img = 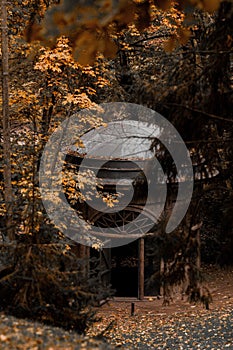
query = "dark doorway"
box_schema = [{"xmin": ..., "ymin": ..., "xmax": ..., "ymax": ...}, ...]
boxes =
[
  {"xmin": 144, "ymin": 236, "xmax": 160, "ymax": 296},
  {"xmin": 111, "ymin": 240, "xmax": 138, "ymax": 297}
]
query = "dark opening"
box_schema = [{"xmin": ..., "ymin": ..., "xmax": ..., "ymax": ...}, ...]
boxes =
[
  {"xmin": 111, "ymin": 240, "xmax": 138, "ymax": 297},
  {"xmin": 144, "ymin": 236, "xmax": 161, "ymax": 296}
]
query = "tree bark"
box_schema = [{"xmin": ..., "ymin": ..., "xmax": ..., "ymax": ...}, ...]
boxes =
[{"xmin": 1, "ymin": 0, "xmax": 15, "ymax": 241}]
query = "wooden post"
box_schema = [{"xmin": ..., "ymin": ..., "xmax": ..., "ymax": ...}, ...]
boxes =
[
  {"xmin": 100, "ymin": 248, "xmax": 111, "ymax": 286},
  {"xmin": 138, "ymin": 238, "xmax": 144, "ymax": 300},
  {"xmin": 131, "ymin": 302, "xmax": 135, "ymax": 316}
]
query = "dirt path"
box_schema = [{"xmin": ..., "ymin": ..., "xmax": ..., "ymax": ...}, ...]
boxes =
[
  {"xmin": 88, "ymin": 265, "xmax": 233, "ymax": 349},
  {"xmin": 96, "ymin": 265, "xmax": 233, "ymax": 317}
]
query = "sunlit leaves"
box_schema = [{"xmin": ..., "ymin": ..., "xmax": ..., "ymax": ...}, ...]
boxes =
[
  {"xmin": 155, "ymin": 0, "xmax": 222, "ymax": 13},
  {"xmin": 22, "ymin": 0, "xmax": 223, "ymax": 64},
  {"xmin": 34, "ymin": 36, "xmax": 78, "ymax": 72},
  {"xmin": 102, "ymin": 193, "xmax": 120, "ymax": 207},
  {"xmin": 62, "ymin": 92, "xmax": 98, "ymax": 109},
  {"xmin": 7, "ymin": 0, "xmax": 57, "ymax": 37},
  {"xmin": 10, "ymin": 89, "xmax": 39, "ymax": 113},
  {"xmin": 1, "ymin": 16, "xmax": 112, "ymax": 238},
  {"xmin": 23, "ymin": 0, "xmax": 153, "ymax": 63}
]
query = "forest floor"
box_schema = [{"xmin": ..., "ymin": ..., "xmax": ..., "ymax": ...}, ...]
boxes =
[
  {"xmin": 88, "ymin": 265, "xmax": 233, "ymax": 349},
  {"xmin": 0, "ymin": 265, "xmax": 232, "ymax": 349}
]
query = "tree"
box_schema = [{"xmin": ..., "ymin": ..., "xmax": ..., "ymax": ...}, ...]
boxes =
[
  {"xmin": 0, "ymin": 0, "xmax": 114, "ymax": 331},
  {"xmin": 1, "ymin": 0, "xmax": 15, "ymax": 241}
]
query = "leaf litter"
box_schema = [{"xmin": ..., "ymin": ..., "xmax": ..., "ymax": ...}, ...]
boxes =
[{"xmin": 0, "ymin": 266, "xmax": 232, "ymax": 349}]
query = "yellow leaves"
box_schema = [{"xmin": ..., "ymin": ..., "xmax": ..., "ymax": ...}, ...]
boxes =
[
  {"xmin": 22, "ymin": 0, "xmax": 223, "ymax": 63},
  {"xmin": 62, "ymin": 93, "xmax": 78, "ymax": 105},
  {"xmin": 20, "ymin": 187, "xmax": 30, "ymax": 195},
  {"xmin": 23, "ymin": 0, "xmax": 151, "ymax": 63},
  {"xmin": 82, "ymin": 66, "xmax": 96, "ymax": 77},
  {"xmin": 0, "ymin": 203, "xmax": 6, "ymax": 216},
  {"xmin": 34, "ymin": 37, "xmax": 79, "ymax": 72},
  {"xmin": 79, "ymin": 112, "xmax": 107, "ymax": 129},
  {"xmin": 34, "ymin": 49, "xmax": 60, "ymax": 73},
  {"xmin": 156, "ymin": 0, "xmax": 221, "ymax": 14},
  {"xmin": 10, "ymin": 89, "xmax": 38, "ymax": 108},
  {"xmin": 73, "ymin": 139, "xmax": 85, "ymax": 149},
  {"xmin": 150, "ymin": 4, "xmax": 184, "ymax": 33},
  {"xmin": 62, "ymin": 92, "xmax": 96, "ymax": 109},
  {"xmin": 22, "ymin": 0, "xmax": 31, "ymax": 5},
  {"xmin": 92, "ymin": 242, "xmax": 103, "ymax": 250},
  {"xmin": 95, "ymin": 76, "xmax": 110, "ymax": 88},
  {"xmin": 15, "ymin": 90, "xmax": 27, "ymax": 99},
  {"xmin": 85, "ymin": 87, "xmax": 97, "ymax": 95},
  {"xmin": 56, "ymin": 36, "xmax": 69, "ymax": 48},
  {"xmin": 51, "ymin": 65, "xmax": 62, "ymax": 73},
  {"xmin": 102, "ymin": 193, "xmax": 119, "ymax": 208},
  {"xmin": 91, "ymin": 240, "xmax": 104, "ymax": 250}
]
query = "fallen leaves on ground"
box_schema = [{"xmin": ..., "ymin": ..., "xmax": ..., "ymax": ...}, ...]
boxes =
[
  {"xmin": 88, "ymin": 267, "xmax": 233, "ymax": 349},
  {"xmin": 88, "ymin": 303, "xmax": 233, "ymax": 349},
  {"xmin": 0, "ymin": 266, "xmax": 232, "ymax": 349},
  {"xmin": 0, "ymin": 313, "xmax": 114, "ymax": 350}
]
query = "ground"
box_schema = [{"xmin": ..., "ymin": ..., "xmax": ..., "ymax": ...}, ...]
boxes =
[
  {"xmin": 88, "ymin": 265, "xmax": 233, "ymax": 349},
  {"xmin": 0, "ymin": 265, "xmax": 232, "ymax": 349}
]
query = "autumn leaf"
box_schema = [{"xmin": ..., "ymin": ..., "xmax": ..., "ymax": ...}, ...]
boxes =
[
  {"xmin": 179, "ymin": 27, "xmax": 191, "ymax": 45},
  {"xmin": 154, "ymin": 0, "xmax": 173, "ymax": 10},
  {"xmin": 164, "ymin": 35, "xmax": 178, "ymax": 52},
  {"xmin": 202, "ymin": 0, "xmax": 221, "ymax": 12},
  {"xmin": 73, "ymin": 31, "xmax": 98, "ymax": 65}
]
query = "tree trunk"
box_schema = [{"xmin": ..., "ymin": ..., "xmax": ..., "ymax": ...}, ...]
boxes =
[{"xmin": 1, "ymin": 0, "xmax": 15, "ymax": 241}]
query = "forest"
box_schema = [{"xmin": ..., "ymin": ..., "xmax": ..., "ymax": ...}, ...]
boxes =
[{"xmin": 0, "ymin": 0, "xmax": 232, "ymax": 348}]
